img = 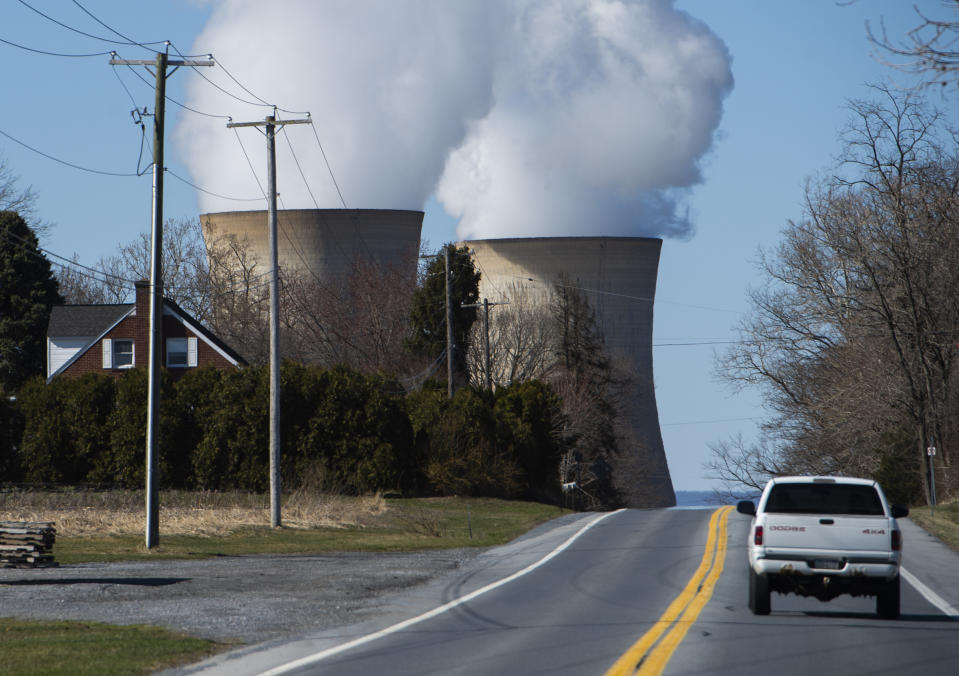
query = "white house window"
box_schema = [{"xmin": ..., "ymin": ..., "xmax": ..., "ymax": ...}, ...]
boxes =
[
  {"xmin": 103, "ymin": 338, "xmax": 134, "ymax": 369},
  {"xmin": 167, "ymin": 337, "xmax": 198, "ymax": 368}
]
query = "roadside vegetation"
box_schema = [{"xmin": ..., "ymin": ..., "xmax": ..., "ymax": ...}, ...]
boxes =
[
  {"xmin": 907, "ymin": 502, "xmax": 959, "ymax": 552},
  {"xmin": 0, "ymin": 488, "xmax": 568, "ymax": 563},
  {"xmin": 0, "ymin": 490, "xmax": 567, "ymax": 675},
  {"xmin": 708, "ymin": 86, "xmax": 959, "ymax": 508},
  {"xmin": 0, "ymin": 618, "xmax": 222, "ymax": 676}
]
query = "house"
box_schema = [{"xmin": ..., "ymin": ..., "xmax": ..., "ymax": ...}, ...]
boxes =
[{"xmin": 47, "ymin": 280, "xmax": 245, "ymax": 381}]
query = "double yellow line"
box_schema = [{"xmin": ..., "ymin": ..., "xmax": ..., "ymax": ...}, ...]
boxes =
[{"xmin": 605, "ymin": 506, "xmax": 733, "ymax": 676}]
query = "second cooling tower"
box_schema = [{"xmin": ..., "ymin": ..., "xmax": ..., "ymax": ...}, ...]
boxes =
[
  {"xmin": 463, "ymin": 236, "xmax": 675, "ymax": 508},
  {"xmin": 200, "ymin": 209, "xmax": 424, "ymax": 283}
]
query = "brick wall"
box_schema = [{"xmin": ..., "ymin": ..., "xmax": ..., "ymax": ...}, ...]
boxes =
[{"xmin": 58, "ymin": 282, "xmax": 239, "ymax": 380}]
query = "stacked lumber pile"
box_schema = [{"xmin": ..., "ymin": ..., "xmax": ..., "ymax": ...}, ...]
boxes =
[{"xmin": 0, "ymin": 521, "xmax": 57, "ymax": 568}]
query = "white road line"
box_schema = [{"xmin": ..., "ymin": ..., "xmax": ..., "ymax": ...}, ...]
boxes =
[
  {"xmin": 902, "ymin": 567, "xmax": 959, "ymax": 619},
  {"xmin": 258, "ymin": 509, "xmax": 625, "ymax": 676}
]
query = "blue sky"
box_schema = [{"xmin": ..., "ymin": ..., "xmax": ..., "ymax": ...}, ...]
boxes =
[{"xmin": 2, "ymin": 1, "xmax": 957, "ymax": 491}]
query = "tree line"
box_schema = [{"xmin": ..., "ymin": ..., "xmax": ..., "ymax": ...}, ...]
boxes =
[
  {"xmin": 1, "ymin": 197, "xmax": 635, "ymax": 507},
  {"xmin": 708, "ymin": 87, "xmax": 959, "ymax": 506},
  {"xmin": 2, "ymin": 364, "xmax": 567, "ymax": 502}
]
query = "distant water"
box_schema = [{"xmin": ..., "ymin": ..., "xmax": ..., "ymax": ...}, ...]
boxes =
[{"xmin": 674, "ymin": 490, "xmax": 730, "ymax": 508}]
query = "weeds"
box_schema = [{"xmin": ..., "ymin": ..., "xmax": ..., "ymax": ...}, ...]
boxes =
[{"xmin": 0, "ymin": 487, "xmax": 386, "ymax": 537}]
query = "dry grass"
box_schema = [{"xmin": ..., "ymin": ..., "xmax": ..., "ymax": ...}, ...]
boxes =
[
  {"xmin": 909, "ymin": 501, "xmax": 959, "ymax": 552},
  {"xmin": 0, "ymin": 488, "xmax": 387, "ymax": 537}
]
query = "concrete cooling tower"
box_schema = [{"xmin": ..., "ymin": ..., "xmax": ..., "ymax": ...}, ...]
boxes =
[
  {"xmin": 462, "ymin": 237, "xmax": 675, "ymax": 508},
  {"xmin": 200, "ymin": 209, "xmax": 424, "ymax": 284}
]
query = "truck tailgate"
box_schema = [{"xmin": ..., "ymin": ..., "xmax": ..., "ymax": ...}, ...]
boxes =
[{"xmin": 763, "ymin": 514, "xmax": 892, "ymax": 554}]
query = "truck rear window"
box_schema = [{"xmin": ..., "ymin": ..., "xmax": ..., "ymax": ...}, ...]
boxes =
[{"xmin": 764, "ymin": 483, "xmax": 884, "ymax": 516}]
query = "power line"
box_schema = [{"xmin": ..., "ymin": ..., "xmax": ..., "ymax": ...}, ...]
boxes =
[
  {"xmin": 165, "ymin": 168, "xmax": 263, "ymax": 202},
  {"xmin": 216, "ymin": 59, "xmax": 309, "ymax": 116},
  {"xmin": 0, "ymin": 126, "xmax": 142, "ymax": 177},
  {"xmin": 283, "ymin": 126, "xmax": 322, "ymax": 210},
  {"xmin": 114, "ymin": 58, "xmax": 233, "ymax": 120},
  {"xmin": 169, "ymin": 43, "xmax": 269, "ymax": 109},
  {"xmin": 0, "ymin": 227, "xmax": 136, "ymax": 287},
  {"xmin": 660, "ymin": 416, "xmax": 761, "ymax": 427},
  {"xmin": 17, "ymin": 0, "xmax": 165, "ymax": 49},
  {"xmin": 0, "ymin": 35, "xmax": 114, "ymax": 58},
  {"xmin": 309, "ymin": 122, "xmax": 349, "ymax": 210},
  {"xmin": 232, "ymin": 128, "xmax": 267, "ymax": 197},
  {"xmin": 70, "ymin": 0, "xmax": 160, "ymax": 53}
]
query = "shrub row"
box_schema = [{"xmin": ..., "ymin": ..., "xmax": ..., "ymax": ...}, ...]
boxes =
[{"xmin": 4, "ymin": 365, "xmax": 564, "ymax": 501}]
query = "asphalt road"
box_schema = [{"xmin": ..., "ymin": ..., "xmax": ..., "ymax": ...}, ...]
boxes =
[
  {"xmin": 2, "ymin": 509, "xmax": 956, "ymax": 675},
  {"xmin": 178, "ymin": 509, "xmax": 959, "ymax": 676}
]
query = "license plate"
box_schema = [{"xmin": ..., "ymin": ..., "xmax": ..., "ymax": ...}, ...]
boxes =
[{"xmin": 812, "ymin": 559, "xmax": 842, "ymax": 570}]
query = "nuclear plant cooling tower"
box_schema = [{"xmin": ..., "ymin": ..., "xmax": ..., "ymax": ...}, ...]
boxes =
[
  {"xmin": 463, "ymin": 237, "xmax": 675, "ymax": 508},
  {"xmin": 200, "ymin": 209, "xmax": 424, "ymax": 284}
]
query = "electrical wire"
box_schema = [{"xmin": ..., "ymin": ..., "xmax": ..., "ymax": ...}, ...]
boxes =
[
  {"xmin": 169, "ymin": 43, "xmax": 270, "ymax": 109},
  {"xmin": 165, "ymin": 168, "xmax": 264, "ymax": 202},
  {"xmin": 17, "ymin": 0, "xmax": 166, "ymax": 49},
  {"xmin": 0, "ymin": 127, "xmax": 142, "ymax": 178},
  {"xmin": 0, "ymin": 35, "xmax": 114, "ymax": 57},
  {"xmin": 231, "ymin": 128, "xmax": 267, "ymax": 198},
  {"xmin": 0, "ymin": 227, "xmax": 136, "ymax": 287},
  {"xmin": 309, "ymin": 123, "xmax": 349, "ymax": 210},
  {"xmin": 116, "ymin": 61, "xmax": 233, "ymax": 120},
  {"xmin": 108, "ymin": 67, "xmax": 154, "ymax": 177},
  {"xmin": 217, "ymin": 59, "xmax": 309, "ymax": 116},
  {"xmin": 660, "ymin": 416, "xmax": 761, "ymax": 427},
  {"xmin": 70, "ymin": 0, "xmax": 161, "ymax": 53},
  {"xmin": 282, "ymin": 127, "xmax": 322, "ymax": 211}
]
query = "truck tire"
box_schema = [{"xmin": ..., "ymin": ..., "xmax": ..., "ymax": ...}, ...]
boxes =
[
  {"xmin": 876, "ymin": 574, "xmax": 900, "ymax": 619},
  {"xmin": 749, "ymin": 568, "xmax": 770, "ymax": 615}
]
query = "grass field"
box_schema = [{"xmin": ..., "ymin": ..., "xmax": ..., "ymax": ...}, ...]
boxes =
[{"xmin": 0, "ymin": 489, "xmax": 567, "ymax": 675}]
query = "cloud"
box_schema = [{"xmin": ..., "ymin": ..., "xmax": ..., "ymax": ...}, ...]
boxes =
[{"xmin": 177, "ymin": 0, "xmax": 732, "ymax": 240}]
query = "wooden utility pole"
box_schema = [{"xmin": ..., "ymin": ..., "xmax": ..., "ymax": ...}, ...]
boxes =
[
  {"xmin": 227, "ymin": 114, "xmax": 311, "ymax": 528},
  {"xmin": 110, "ymin": 50, "xmax": 213, "ymax": 549},
  {"xmin": 445, "ymin": 247, "xmax": 454, "ymax": 399},
  {"xmin": 461, "ymin": 298, "xmax": 508, "ymax": 391}
]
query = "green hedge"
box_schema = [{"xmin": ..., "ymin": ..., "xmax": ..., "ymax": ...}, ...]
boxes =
[{"xmin": 10, "ymin": 366, "xmax": 565, "ymax": 501}]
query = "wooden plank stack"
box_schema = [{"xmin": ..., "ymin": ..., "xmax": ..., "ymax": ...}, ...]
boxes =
[{"xmin": 0, "ymin": 521, "xmax": 57, "ymax": 568}]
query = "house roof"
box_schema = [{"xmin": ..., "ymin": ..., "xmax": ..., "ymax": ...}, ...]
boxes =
[
  {"xmin": 46, "ymin": 297, "xmax": 247, "ymax": 381},
  {"xmin": 47, "ymin": 304, "xmax": 133, "ymax": 337},
  {"xmin": 164, "ymin": 298, "xmax": 247, "ymax": 366}
]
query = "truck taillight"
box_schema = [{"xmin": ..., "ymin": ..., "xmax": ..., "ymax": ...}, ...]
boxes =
[
  {"xmin": 891, "ymin": 529, "xmax": 901, "ymax": 551},
  {"xmin": 754, "ymin": 525, "xmax": 763, "ymax": 546}
]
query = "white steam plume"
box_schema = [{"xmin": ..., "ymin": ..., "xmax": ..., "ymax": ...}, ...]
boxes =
[{"xmin": 177, "ymin": 0, "xmax": 732, "ymax": 240}]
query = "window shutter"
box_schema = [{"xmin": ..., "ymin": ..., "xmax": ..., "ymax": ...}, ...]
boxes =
[
  {"xmin": 102, "ymin": 339, "xmax": 112, "ymax": 368},
  {"xmin": 187, "ymin": 337, "xmax": 198, "ymax": 367}
]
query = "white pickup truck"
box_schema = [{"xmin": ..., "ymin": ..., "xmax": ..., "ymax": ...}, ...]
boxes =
[{"xmin": 736, "ymin": 476, "xmax": 909, "ymax": 619}]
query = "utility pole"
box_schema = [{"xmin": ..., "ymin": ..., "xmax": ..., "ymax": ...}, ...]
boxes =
[
  {"xmin": 110, "ymin": 49, "xmax": 213, "ymax": 549},
  {"xmin": 462, "ymin": 298, "xmax": 508, "ymax": 390},
  {"xmin": 228, "ymin": 114, "xmax": 311, "ymax": 528},
  {"xmin": 445, "ymin": 247, "xmax": 454, "ymax": 399}
]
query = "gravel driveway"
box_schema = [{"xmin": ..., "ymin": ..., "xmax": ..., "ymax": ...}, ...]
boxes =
[
  {"xmin": 0, "ymin": 512, "xmax": 594, "ymax": 650},
  {"xmin": 0, "ymin": 548, "xmax": 481, "ymax": 644}
]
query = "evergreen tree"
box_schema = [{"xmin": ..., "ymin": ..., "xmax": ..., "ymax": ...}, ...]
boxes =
[
  {"xmin": 407, "ymin": 243, "xmax": 480, "ymax": 387},
  {"xmin": 0, "ymin": 211, "xmax": 62, "ymax": 395}
]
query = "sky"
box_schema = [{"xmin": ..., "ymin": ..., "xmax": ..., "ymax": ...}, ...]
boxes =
[{"xmin": 2, "ymin": 1, "xmax": 958, "ymax": 492}]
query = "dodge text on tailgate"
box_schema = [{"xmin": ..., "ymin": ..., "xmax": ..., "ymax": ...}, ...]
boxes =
[{"xmin": 736, "ymin": 476, "xmax": 909, "ymax": 618}]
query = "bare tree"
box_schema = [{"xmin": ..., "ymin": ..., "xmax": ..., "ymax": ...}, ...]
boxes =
[
  {"xmin": 0, "ymin": 156, "xmax": 37, "ymax": 218},
  {"xmin": 55, "ymin": 217, "xmax": 271, "ymax": 364},
  {"xmin": 57, "ymin": 217, "xmax": 212, "ymax": 308},
  {"xmin": 869, "ymin": 1, "xmax": 959, "ymax": 89},
  {"xmin": 465, "ymin": 287, "xmax": 556, "ymax": 389},
  {"xmin": 713, "ymin": 86, "xmax": 959, "ymax": 502},
  {"xmin": 282, "ymin": 248, "xmax": 420, "ymax": 375},
  {"xmin": 202, "ymin": 227, "xmax": 270, "ymax": 365}
]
